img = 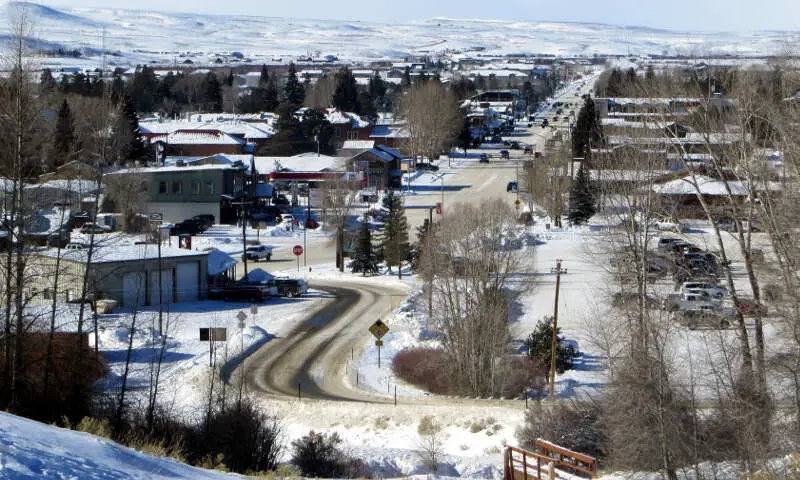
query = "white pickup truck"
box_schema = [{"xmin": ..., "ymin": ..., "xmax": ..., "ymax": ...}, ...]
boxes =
[
  {"xmin": 663, "ymin": 290, "xmax": 720, "ymax": 312},
  {"xmin": 243, "ymin": 245, "xmax": 273, "ymax": 262}
]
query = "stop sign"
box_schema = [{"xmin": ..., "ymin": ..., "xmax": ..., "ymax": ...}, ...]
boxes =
[{"xmin": 293, "ymin": 245, "xmax": 304, "ymax": 256}]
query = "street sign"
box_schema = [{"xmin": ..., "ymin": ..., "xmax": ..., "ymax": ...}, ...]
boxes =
[
  {"xmin": 237, "ymin": 310, "xmax": 247, "ymax": 322},
  {"xmin": 149, "ymin": 213, "xmax": 163, "ymax": 222},
  {"xmin": 375, "ymin": 340, "xmax": 384, "ymax": 347},
  {"xmin": 514, "ymin": 199, "xmax": 521, "ymax": 206},
  {"xmin": 199, "ymin": 327, "xmax": 227, "ymax": 341},
  {"xmin": 293, "ymin": 245, "xmax": 304, "ymax": 256},
  {"xmin": 435, "ymin": 202, "xmax": 442, "ymax": 215},
  {"xmin": 250, "ymin": 304, "xmax": 258, "ymax": 315},
  {"xmin": 369, "ymin": 319, "xmax": 389, "ymax": 339}
]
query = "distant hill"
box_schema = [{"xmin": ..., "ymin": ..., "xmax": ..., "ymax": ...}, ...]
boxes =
[{"xmin": 0, "ymin": 2, "xmax": 795, "ymax": 67}]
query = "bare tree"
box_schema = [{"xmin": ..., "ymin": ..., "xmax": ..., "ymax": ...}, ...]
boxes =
[{"xmin": 398, "ymin": 80, "xmax": 462, "ymax": 162}]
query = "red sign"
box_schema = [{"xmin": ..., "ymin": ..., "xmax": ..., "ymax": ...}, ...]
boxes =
[
  {"xmin": 435, "ymin": 202, "xmax": 442, "ymax": 215},
  {"xmin": 293, "ymin": 245, "xmax": 304, "ymax": 256}
]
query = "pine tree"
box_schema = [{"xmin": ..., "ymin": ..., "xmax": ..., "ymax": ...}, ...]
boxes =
[
  {"xmin": 39, "ymin": 68, "xmax": 56, "ymax": 95},
  {"xmin": 112, "ymin": 95, "xmax": 150, "ymax": 164},
  {"xmin": 567, "ymin": 163, "xmax": 596, "ymax": 226},
  {"xmin": 380, "ymin": 189, "xmax": 410, "ymax": 278},
  {"xmin": 456, "ymin": 118, "xmax": 474, "ymax": 155},
  {"xmin": 402, "ymin": 66, "xmax": 411, "ymax": 88},
  {"xmin": 332, "ymin": 66, "xmax": 360, "ymax": 113},
  {"xmin": 52, "ymin": 99, "xmax": 75, "ymax": 171},
  {"xmin": 284, "ymin": 62, "xmax": 305, "ymax": 110},
  {"xmin": 571, "ymin": 95, "xmax": 602, "ymax": 160},
  {"xmin": 524, "ymin": 316, "xmax": 575, "ymax": 374},
  {"xmin": 350, "ymin": 218, "xmax": 380, "ymax": 276},
  {"xmin": 203, "ymin": 72, "xmax": 222, "ymax": 112},
  {"xmin": 258, "ymin": 64, "xmax": 270, "ymax": 86}
]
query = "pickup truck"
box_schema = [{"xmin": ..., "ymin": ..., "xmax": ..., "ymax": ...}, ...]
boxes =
[
  {"xmin": 663, "ymin": 290, "xmax": 720, "ymax": 312},
  {"xmin": 243, "ymin": 245, "xmax": 273, "ymax": 262},
  {"xmin": 221, "ymin": 281, "xmax": 278, "ymax": 303},
  {"xmin": 267, "ymin": 277, "xmax": 309, "ymax": 297}
]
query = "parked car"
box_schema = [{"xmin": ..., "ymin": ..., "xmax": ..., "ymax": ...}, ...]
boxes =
[
  {"xmin": 656, "ymin": 237, "xmax": 683, "ymax": 253},
  {"xmin": 305, "ymin": 218, "xmax": 320, "ymax": 229},
  {"xmin": 190, "ymin": 214, "xmax": 215, "ymax": 228},
  {"xmin": 734, "ymin": 297, "xmax": 768, "ymax": 316},
  {"xmin": 680, "ymin": 281, "xmax": 728, "ymax": 298},
  {"xmin": 221, "ymin": 281, "xmax": 276, "ymax": 302},
  {"xmin": 169, "ymin": 221, "xmax": 203, "ymax": 236},
  {"xmin": 267, "ymin": 277, "xmax": 309, "ymax": 297},
  {"xmin": 479, "ymin": 153, "xmax": 489, "ymax": 163},
  {"xmin": 664, "ymin": 290, "xmax": 719, "ymax": 312},
  {"xmin": 80, "ymin": 223, "xmax": 112, "ymax": 234},
  {"xmin": 541, "ymin": 119, "xmax": 549, "ymax": 127},
  {"xmin": 243, "ymin": 245, "xmax": 273, "ymax": 262},
  {"xmin": 416, "ymin": 162, "xmax": 439, "ymax": 171},
  {"xmin": 674, "ymin": 307, "xmax": 732, "ymax": 329},
  {"xmin": 65, "ymin": 242, "xmax": 88, "ymax": 250},
  {"xmin": 509, "ymin": 141, "xmax": 521, "ymax": 150}
]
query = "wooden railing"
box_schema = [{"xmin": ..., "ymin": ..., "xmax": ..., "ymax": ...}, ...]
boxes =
[{"xmin": 504, "ymin": 440, "xmax": 597, "ymax": 480}]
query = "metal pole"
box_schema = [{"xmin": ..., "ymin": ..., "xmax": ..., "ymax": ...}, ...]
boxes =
[
  {"xmin": 304, "ymin": 188, "xmax": 309, "ymax": 267},
  {"xmin": 549, "ymin": 259, "xmax": 563, "ymax": 399},
  {"xmin": 440, "ymin": 177, "xmax": 444, "ymax": 216},
  {"xmin": 241, "ymin": 204, "xmax": 248, "ymax": 279},
  {"xmin": 378, "ymin": 344, "xmax": 381, "ymax": 369}
]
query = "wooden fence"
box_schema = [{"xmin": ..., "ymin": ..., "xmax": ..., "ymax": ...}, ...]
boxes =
[{"xmin": 504, "ymin": 439, "xmax": 597, "ymax": 480}]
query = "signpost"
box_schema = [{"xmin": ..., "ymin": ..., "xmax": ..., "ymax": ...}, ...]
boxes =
[
  {"xmin": 369, "ymin": 320, "xmax": 390, "ymax": 368},
  {"xmin": 293, "ymin": 244, "xmax": 303, "ymax": 272}
]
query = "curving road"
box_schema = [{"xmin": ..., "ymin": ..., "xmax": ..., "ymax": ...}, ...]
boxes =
[{"xmin": 245, "ymin": 279, "xmax": 408, "ymax": 403}]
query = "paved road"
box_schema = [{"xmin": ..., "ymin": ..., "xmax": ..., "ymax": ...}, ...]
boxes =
[{"xmin": 245, "ymin": 279, "xmax": 408, "ymax": 402}]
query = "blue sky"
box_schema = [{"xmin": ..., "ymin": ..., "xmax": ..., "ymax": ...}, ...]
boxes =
[{"xmin": 43, "ymin": 0, "xmax": 800, "ymax": 32}]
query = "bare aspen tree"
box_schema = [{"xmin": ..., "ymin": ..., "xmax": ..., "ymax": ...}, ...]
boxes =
[
  {"xmin": 398, "ymin": 80, "xmax": 462, "ymax": 162},
  {"xmin": 421, "ymin": 198, "xmax": 533, "ymax": 396}
]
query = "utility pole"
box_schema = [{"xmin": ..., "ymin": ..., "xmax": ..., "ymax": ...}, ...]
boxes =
[
  {"xmin": 232, "ymin": 201, "xmax": 251, "ymax": 278},
  {"xmin": 549, "ymin": 259, "xmax": 565, "ymax": 400}
]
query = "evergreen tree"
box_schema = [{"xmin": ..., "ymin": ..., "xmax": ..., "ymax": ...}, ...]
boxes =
[
  {"xmin": 332, "ymin": 66, "xmax": 360, "ymax": 113},
  {"xmin": 380, "ymin": 189, "xmax": 410, "ymax": 278},
  {"xmin": 39, "ymin": 68, "xmax": 56, "ymax": 95},
  {"xmin": 350, "ymin": 217, "xmax": 380, "ymax": 276},
  {"xmin": 52, "ymin": 99, "xmax": 75, "ymax": 170},
  {"xmin": 402, "ymin": 66, "xmax": 411, "ymax": 88},
  {"xmin": 456, "ymin": 117, "xmax": 475, "ymax": 155},
  {"xmin": 258, "ymin": 64, "xmax": 270, "ymax": 86},
  {"xmin": 571, "ymin": 95, "xmax": 602, "ymax": 159},
  {"xmin": 263, "ymin": 75, "xmax": 280, "ymax": 111},
  {"xmin": 203, "ymin": 71, "xmax": 222, "ymax": 112},
  {"xmin": 283, "ymin": 62, "xmax": 305, "ymax": 110},
  {"xmin": 411, "ymin": 218, "xmax": 432, "ymax": 271},
  {"xmin": 567, "ymin": 163, "xmax": 596, "ymax": 226},
  {"xmin": 524, "ymin": 316, "xmax": 576, "ymax": 374},
  {"xmin": 368, "ymin": 70, "xmax": 387, "ymax": 108},
  {"xmin": 112, "ymin": 95, "xmax": 150, "ymax": 164},
  {"xmin": 129, "ymin": 65, "xmax": 158, "ymax": 112}
]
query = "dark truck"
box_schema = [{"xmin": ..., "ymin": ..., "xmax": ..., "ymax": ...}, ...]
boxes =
[{"xmin": 267, "ymin": 277, "xmax": 309, "ymax": 297}]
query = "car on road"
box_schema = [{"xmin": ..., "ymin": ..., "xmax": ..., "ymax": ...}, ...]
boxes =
[
  {"xmin": 80, "ymin": 223, "xmax": 112, "ymax": 234},
  {"xmin": 267, "ymin": 277, "xmax": 309, "ymax": 297},
  {"xmin": 507, "ymin": 181, "xmax": 518, "ymax": 193},
  {"xmin": 416, "ymin": 162, "xmax": 439, "ymax": 171},
  {"xmin": 541, "ymin": 119, "xmax": 549, "ymax": 127},
  {"xmin": 221, "ymin": 281, "xmax": 276, "ymax": 303},
  {"xmin": 243, "ymin": 245, "xmax": 273, "ymax": 262},
  {"xmin": 500, "ymin": 149, "xmax": 510, "ymax": 159},
  {"xmin": 65, "ymin": 242, "xmax": 88, "ymax": 250},
  {"xmin": 479, "ymin": 153, "xmax": 490, "ymax": 163},
  {"xmin": 190, "ymin": 214, "xmax": 215, "ymax": 229},
  {"xmin": 523, "ymin": 145, "xmax": 534, "ymax": 155}
]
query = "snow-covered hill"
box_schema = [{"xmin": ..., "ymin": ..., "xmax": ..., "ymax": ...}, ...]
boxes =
[
  {"xmin": 0, "ymin": 2, "xmax": 796, "ymax": 68},
  {"xmin": 0, "ymin": 411, "xmax": 239, "ymax": 479}
]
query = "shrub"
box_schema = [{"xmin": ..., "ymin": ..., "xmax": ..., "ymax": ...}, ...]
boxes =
[
  {"xmin": 392, "ymin": 348, "xmax": 453, "ymax": 394},
  {"xmin": 290, "ymin": 430, "xmax": 368, "ymax": 478},
  {"xmin": 516, "ymin": 400, "xmax": 605, "ymax": 459},
  {"xmin": 524, "ymin": 316, "xmax": 576, "ymax": 374}
]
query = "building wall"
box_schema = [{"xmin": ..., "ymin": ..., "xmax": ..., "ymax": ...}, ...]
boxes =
[{"xmin": 30, "ymin": 254, "xmax": 208, "ymax": 307}]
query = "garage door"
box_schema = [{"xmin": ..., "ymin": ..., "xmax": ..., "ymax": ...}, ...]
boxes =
[
  {"xmin": 149, "ymin": 270, "xmax": 174, "ymax": 306},
  {"xmin": 122, "ymin": 272, "xmax": 146, "ymax": 308},
  {"xmin": 175, "ymin": 262, "xmax": 199, "ymax": 302}
]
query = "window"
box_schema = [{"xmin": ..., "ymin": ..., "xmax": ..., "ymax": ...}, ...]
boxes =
[
  {"xmin": 347, "ymin": 130, "xmax": 359, "ymax": 140},
  {"xmin": 191, "ymin": 181, "xmax": 201, "ymax": 195},
  {"xmin": 333, "ymin": 127, "xmax": 342, "ymax": 137},
  {"xmin": 158, "ymin": 181, "xmax": 167, "ymax": 194},
  {"xmin": 206, "ymin": 181, "xmax": 214, "ymax": 195},
  {"xmin": 171, "ymin": 181, "xmax": 182, "ymax": 194}
]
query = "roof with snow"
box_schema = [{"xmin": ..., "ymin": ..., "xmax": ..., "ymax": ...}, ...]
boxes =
[
  {"xmin": 653, "ymin": 175, "xmax": 749, "ymax": 196},
  {"xmin": 296, "ymin": 108, "xmax": 371, "ymax": 128},
  {"xmin": 39, "ymin": 244, "xmax": 209, "ymax": 264},
  {"xmin": 370, "ymin": 124, "xmax": 408, "ymax": 139},
  {"xmin": 341, "ymin": 140, "xmax": 375, "ymax": 150},
  {"xmin": 251, "ymin": 154, "xmax": 346, "ymax": 174},
  {"xmin": 149, "ymin": 129, "xmax": 245, "ymax": 146},
  {"xmin": 207, "ymin": 249, "xmax": 237, "ymax": 276}
]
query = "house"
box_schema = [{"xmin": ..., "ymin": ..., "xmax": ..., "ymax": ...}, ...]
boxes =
[
  {"xmin": 297, "ymin": 108, "xmax": 372, "ymax": 149},
  {"xmin": 652, "ymin": 173, "xmax": 750, "ymax": 218},
  {"xmin": 348, "ymin": 145, "xmax": 405, "ymax": 189},
  {"xmin": 148, "ymin": 129, "xmax": 246, "ymax": 157},
  {"xmin": 105, "ymin": 156, "xmax": 248, "ymax": 224},
  {"xmin": 32, "ymin": 244, "xmax": 209, "ymax": 307},
  {"xmin": 369, "ymin": 121, "xmax": 409, "ymax": 151}
]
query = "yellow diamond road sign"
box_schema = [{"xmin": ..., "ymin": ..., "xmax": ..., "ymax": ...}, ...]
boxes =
[{"xmin": 369, "ymin": 319, "xmax": 389, "ymax": 340}]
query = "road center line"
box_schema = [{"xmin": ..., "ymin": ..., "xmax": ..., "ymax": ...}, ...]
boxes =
[{"xmin": 476, "ymin": 174, "xmax": 497, "ymax": 193}]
